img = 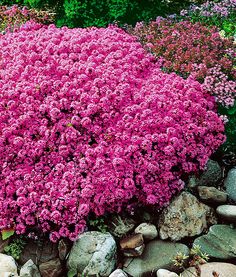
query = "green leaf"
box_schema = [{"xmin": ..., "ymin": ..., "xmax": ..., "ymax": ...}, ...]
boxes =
[
  {"xmin": 67, "ymin": 269, "xmax": 77, "ymax": 277},
  {"xmin": 2, "ymin": 228, "xmax": 15, "ymax": 240}
]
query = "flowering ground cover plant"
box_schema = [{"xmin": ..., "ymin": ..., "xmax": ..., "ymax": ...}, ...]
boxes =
[
  {"xmin": 0, "ymin": 4, "xmax": 54, "ymax": 32},
  {"xmin": 0, "ymin": 23, "xmax": 225, "ymax": 241}
]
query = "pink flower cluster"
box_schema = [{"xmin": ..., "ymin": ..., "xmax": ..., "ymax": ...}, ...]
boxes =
[
  {"xmin": 0, "ymin": 24, "xmax": 225, "ymax": 241},
  {"xmin": 130, "ymin": 20, "xmax": 236, "ymax": 107}
]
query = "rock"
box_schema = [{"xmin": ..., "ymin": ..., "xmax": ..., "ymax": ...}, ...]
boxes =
[
  {"xmin": 135, "ymin": 223, "xmax": 158, "ymax": 241},
  {"xmin": 0, "ymin": 254, "xmax": 18, "ymax": 275},
  {"xmin": 108, "ymin": 215, "xmax": 136, "ymax": 238},
  {"xmin": 216, "ymin": 205, "xmax": 236, "ymax": 222},
  {"xmin": 19, "ymin": 240, "xmax": 58, "ymax": 266},
  {"xmin": 194, "ymin": 224, "xmax": 236, "ymax": 259},
  {"xmin": 197, "ymin": 186, "xmax": 227, "ymax": 204},
  {"xmin": 158, "ymin": 192, "xmax": 217, "ymax": 241},
  {"xmin": 20, "ymin": 259, "xmax": 41, "ymax": 277},
  {"xmin": 67, "ymin": 231, "xmax": 117, "ymax": 276},
  {"xmin": 190, "ymin": 159, "xmax": 221, "ymax": 187},
  {"xmin": 39, "ymin": 258, "xmax": 63, "ymax": 277},
  {"xmin": 123, "ymin": 240, "xmax": 189, "ymax": 277},
  {"xmin": 224, "ymin": 168, "xmax": 236, "ymax": 201},
  {"xmin": 109, "ymin": 269, "xmax": 128, "ymax": 277},
  {"xmin": 156, "ymin": 269, "xmax": 178, "ymax": 277},
  {"xmin": 58, "ymin": 239, "xmax": 71, "ymax": 261},
  {"xmin": 181, "ymin": 262, "xmax": 236, "ymax": 277},
  {"xmin": 0, "ymin": 273, "xmax": 19, "ymax": 277},
  {"xmin": 120, "ymin": 234, "xmax": 145, "ymax": 257}
]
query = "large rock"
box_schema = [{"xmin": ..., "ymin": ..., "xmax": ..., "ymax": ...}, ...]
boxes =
[
  {"xmin": 120, "ymin": 234, "xmax": 145, "ymax": 257},
  {"xmin": 39, "ymin": 258, "xmax": 63, "ymax": 277},
  {"xmin": 123, "ymin": 240, "xmax": 189, "ymax": 277},
  {"xmin": 197, "ymin": 186, "xmax": 227, "ymax": 204},
  {"xmin": 67, "ymin": 231, "xmax": 117, "ymax": 276},
  {"xmin": 188, "ymin": 160, "xmax": 221, "ymax": 188},
  {"xmin": 224, "ymin": 168, "xmax": 236, "ymax": 202},
  {"xmin": 107, "ymin": 215, "xmax": 136, "ymax": 238},
  {"xmin": 194, "ymin": 224, "xmax": 236, "ymax": 259},
  {"xmin": 158, "ymin": 192, "xmax": 217, "ymax": 241},
  {"xmin": 135, "ymin": 223, "xmax": 158, "ymax": 241},
  {"xmin": 20, "ymin": 259, "xmax": 41, "ymax": 277},
  {"xmin": 216, "ymin": 205, "xmax": 236, "ymax": 222},
  {"xmin": 181, "ymin": 262, "xmax": 236, "ymax": 277},
  {"xmin": 19, "ymin": 240, "xmax": 58, "ymax": 266},
  {"xmin": 0, "ymin": 253, "xmax": 18, "ymax": 275}
]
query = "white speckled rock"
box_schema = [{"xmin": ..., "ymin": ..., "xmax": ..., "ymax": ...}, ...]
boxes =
[
  {"xmin": 216, "ymin": 205, "xmax": 236, "ymax": 222},
  {"xmin": 135, "ymin": 223, "xmax": 158, "ymax": 241},
  {"xmin": 20, "ymin": 259, "xmax": 41, "ymax": 277},
  {"xmin": 156, "ymin": 269, "xmax": 179, "ymax": 277},
  {"xmin": 0, "ymin": 254, "xmax": 18, "ymax": 276},
  {"xmin": 109, "ymin": 269, "xmax": 128, "ymax": 277}
]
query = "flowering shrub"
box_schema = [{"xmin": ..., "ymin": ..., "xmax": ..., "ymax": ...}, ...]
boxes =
[
  {"xmin": 0, "ymin": 4, "xmax": 54, "ymax": 32},
  {"xmin": 180, "ymin": 0, "xmax": 236, "ymax": 37},
  {"xmin": 130, "ymin": 20, "xmax": 236, "ymax": 107},
  {"xmin": 0, "ymin": 24, "xmax": 225, "ymax": 241}
]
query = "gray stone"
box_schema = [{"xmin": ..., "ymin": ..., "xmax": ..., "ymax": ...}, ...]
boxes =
[
  {"xmin": 156, "ymin": 269, "xmax": 178, "ymax": 277},
  {"xmin": 108, "ymin": 215, "xmax": 136, "ymax": 238},
  {"xmin": 194, "ymin": 224, "xmax": 236, "ymax": 259},
  {"xmin": 39, "ymin": 258, "xmax": 63, "ymax": 277},
  {"xmin": 67, "ymin": 231, "xmax": 117, "ymax": 277},
  {"xmin": 197, "ymin": 186, "xmax": 227, "ymax": 204},
  {"xmin": 0, "ymin": 254, "xmax": 18, "ymax": 275},
  {"xmin": 224, "ymin": 168, "xmax": 236, "ymax": 201},
  {"xmin": 123, "ymin": 240, "xmax": 189, "ymax": 277},
  {"xmin": 135, "ymin": 223, "xmax": 158, "ymax": 241},
  {"xmin": 20, "ymin": 259, "xmax": 41, "ymax": 277},
  {"xmin": 109, "ymin": 269, "xmax": 128, "ymax": 277},
  {"xmin": 188, "ymin": 160, "xmax": 221, "ymax": 188},
  {"xmin": 216, "ymin": 205, "xmax": 236, "ymax": 222},
  {"xmin": 158, "ymin": 192, "xmax": 217, "ymax": 241},
  {"xmin": 181, "ymin": 262, "xmax": 236, "ymax": 277}
]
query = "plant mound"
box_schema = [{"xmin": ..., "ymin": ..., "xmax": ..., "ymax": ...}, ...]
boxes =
[{"xmin": 0, "ymin": 24, "xmax": 225, "ymax": 241}]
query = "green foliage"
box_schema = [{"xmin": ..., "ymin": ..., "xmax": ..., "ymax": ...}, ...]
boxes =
[
  {"xmin": 89, "ymin": 217, "xmax": 108, "ymax": 233},
  {"xmin": 4, "ymin": 237, "xmax": 26, "ymax": 260},
  {"xmin": 1, "ymin": 228, "xmax": 15, "ymax": 240}
]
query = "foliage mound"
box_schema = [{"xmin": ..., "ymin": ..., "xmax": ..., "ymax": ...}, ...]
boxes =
[{"xmin": 0, "ymin": 24, "xmax": 225, "ymax": 241}]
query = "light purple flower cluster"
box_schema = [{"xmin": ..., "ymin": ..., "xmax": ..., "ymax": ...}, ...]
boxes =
[
  {"xmin": 0, "ymin": 23, "xmax": 225, "ymax": 241},
  {"xmin": 181, "ymin": 0, "xmax": 236, "ymax": 18}
]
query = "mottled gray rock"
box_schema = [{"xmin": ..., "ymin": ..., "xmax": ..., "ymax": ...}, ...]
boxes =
[
  {"xmin": 188, "ymin": 160, "xmax": 221, "ymax": 188},
  {"xmin": 120, "ymin": 234, "xmax": 145, "ymax": 257},
  {"xmin": 123, "ymin": 240, "xmax": 189, "ymax": 277},
  {"xmin": 181, "ymin": 262, "xmax": 236, "ymax": 277},
  {"xmin": 20, "ymin": 259, "xmax": 41, "ymax": 277},
  {"xmin": 194, "ymin": 224, "xmax": 236, "ymax": 259},
  {"xmin": 39, "ymin": 258, "xmax": 63, "ymax": 277},
  {"xmin": 0, "ymin": 254, "xmax": 18, "ymax": 275},
  {"xmin": 108, "ymin": 215, "xmax": 136, "ymax": 238},
  {"xmin": 197, "ymin": 186, "xmax": 227, "ymax": 204},
  {"xmin": 156, "ymin": 269, "xmax": 178, "ymax": 277},
  {"xmin": 67, "ymin": 231, "xmax": 117, "ymax": 277},
  {"xmin": 135, "ymin": 223, "xmax": 158, "ymax": 241},
  {"xmin": 109, "ymin": 269, "xmax": 128, "ymax": 277},
  {"xmin": 158, "ymin": 192, "xmax": 217, "ymax": 241},
  {"xmin": 216, "ymin": 205, "xmax": 236, "ymax": 222},
  {"xmin": 224, "ymin": 168, "xmax": 236, "ymax": 201}
]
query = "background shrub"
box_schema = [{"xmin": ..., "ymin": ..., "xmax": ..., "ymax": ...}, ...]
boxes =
[{"xmin": 0, "ymin": 24, "xmax": 224, "ymax": 241}]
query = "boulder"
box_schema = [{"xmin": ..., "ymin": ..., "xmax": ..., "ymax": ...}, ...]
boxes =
[
  {"xmin": 158, "ymin": 192, "xmax": 217, "ymax": 241},
  {"xmin": 0, "ymin": 254, "xmax": 18, "ymax": 275},
  {"xmin": 216, "ymin": 205, "xmax": 236, "ymax": 222},
  {"xmin": 120, "ymin": 234, "xmax": 145, "ymax": 257},
  {"xmin": 39, "ymin": 258, "xmax": 63, "ymax": 277},
  {"xmin": 109, "ymin": 269, "xmax": 128, "ymax": 277},
  {"xmin": 67, "ymin": 231, "xmax": 117, "ymax": 276},
  {"xmin": 197, "ymin": 186, "xmax": 227, "ymax": 204},
  {"xmin": 194, "ymin": 224, "xmax": 236, "ymax": 259},
  {"xmin": 135, "ymin": 223, "xmax": 158, "ymax": 241},
  {"xmin": 156, "ymin": 269, "xmax": 178, "ymax": 277},
  {"xmin": 123, "ymin": 240, "xmax": 189, "ymax": 277},
  {"xmin": 20, "ymin": 259, "xmax": 41, "ymax": 277},
  {"xmin": 181, "ymin": 262, "xmax": 236, "ymax": 277},
  {"xmin": 224, "ymin": 168, "xmax": 236, "ymax": 202}
]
